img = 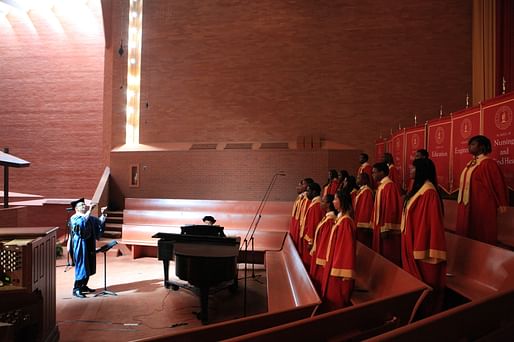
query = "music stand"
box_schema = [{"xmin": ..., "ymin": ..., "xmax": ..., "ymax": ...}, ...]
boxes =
[{"xmin": 94, "ymin": 240, "xmax": 118, "ymax": 297}]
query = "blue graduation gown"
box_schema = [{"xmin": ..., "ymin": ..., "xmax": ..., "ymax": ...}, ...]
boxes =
[{"xmin": 70, "ymin": 213, "xmax": 105, "ymax": 281}]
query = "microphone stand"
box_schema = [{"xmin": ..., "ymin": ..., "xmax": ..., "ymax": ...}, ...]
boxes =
[{"xmin": 242, "ymin": 172, "xmax": 285, "ymax": 317}]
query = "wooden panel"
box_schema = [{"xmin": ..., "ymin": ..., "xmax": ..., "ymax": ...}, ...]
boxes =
[{"xmin": 445, "ymin": 232, "xmax": 514, "ymax": 301}]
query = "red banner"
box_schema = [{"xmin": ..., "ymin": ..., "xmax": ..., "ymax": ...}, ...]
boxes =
[
  {"xmin": 427, "ymin": 117, "xmax": 452, "ymax": 193},
  {"xmin": 482, "ymin": 92, "xmax": 514, "ymax": 190},
  {"xmin": 391, "ymin": 130, "xmax": 405, "ymax": 189},
  {"xmin": 375, "ymin": 138, "xmax": 386, "ymax": 163},
  {"xmin": 451, "ymin": 107, "xmax": 481, "ymax": 193},
  {"xmin": 405, "ymin": 126, "xmax": 426, "ymax": 167},
  {"xmin": 385, "ymin": 137, "xmax": 393, "ymax": 154}
]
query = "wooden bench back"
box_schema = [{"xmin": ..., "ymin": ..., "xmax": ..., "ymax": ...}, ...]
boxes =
[
  {"xmin": 443, "ymin": 199, "xmax": 514, "ymax": 249},
  {"xmin": 123, "ymin": 198, "xmax": 291, "ymax": 232},
  {"xmin": 265, "ymin": 235, "xmax": 320, "ymax": 312},
  {"xmin": 446, "ymin": 232, "xmax": 514, "ymax": 298},
  {"xmin": 222, "ymin": 290, "xmax": 426, "ymax": 342},
  {"xmin": 368, "ymin": 289, "xmax": 514, "ymax": 341},
  {"xmin": 352, "ymin": 243, "xmax": 429, "ymax": 304}
]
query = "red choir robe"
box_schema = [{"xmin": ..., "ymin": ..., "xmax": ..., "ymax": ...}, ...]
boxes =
[
  {"xmin": 289, "ymin": 192, "xmax": 307, "ymax": 248},
  {"xmin": 388, "ymin": 163, "xmax": 402, "ymax": 192},
  {"xmin": 320, "ymin": 213, "xmax": 356, "ymax": 311},
  {"xmin": 309, "ymin": 211, "xmax": 337, "ymax": 293},
  {"xmin": 372, "ymin": 176, "xmax": 403, "ymax": 265},
  {"xmin": 292, "ymin": 194, "xmax": 310, "ymax": 251},
  {"xmin": 401, "ymin": 181, "xmax": 447, "ymax": 316},
  {"xmin": 357, "ymin": 162, "xmax": 375, "ymax": 189},
  {"xmin": 354, "ymin": 185, "xmax": 374, "ymax": 248},
  {"xmin": 456, "ymin": 155, "xmax": 508, "ymax": 244},
  {"xmin": 323, "ymin": 179, "xmax": 340, "ymax": 197},
  {"xmin": 301, "ymin": 196, "xmax": 324, "ymax": 268}
]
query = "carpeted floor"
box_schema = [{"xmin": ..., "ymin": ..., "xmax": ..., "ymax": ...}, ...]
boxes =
[{"xmin": 55, "ymin": 251, "xmax": 267, "ymax": 342}]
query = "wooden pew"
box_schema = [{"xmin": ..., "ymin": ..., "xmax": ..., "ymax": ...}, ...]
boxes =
[
  {"xmin": 133, "ymin": 235, "xmax": 320, "ymax": 342},
  {"xmin": 367, "ymin": 289, "xmax": 514, "ymax": 341},
  {"xmin": 222, "ymin": 291, "xmax": 426, "ymax": 342},
  {"xmin": 443, "ymin": 199, "xmax": 514, "ymax": 249},
  {"xmin": 351, "ymin": 243, "xmax": 429, "ymax": 308},
  {"xmin": 121, "ymin": 198, "xmax": 291, "ymax": 258},
  {"xmin": 445, "ymin": 231, "xmax": 514, "ymax": 301},
  {"xmin": 265, "ymin": 235, "xmax": 320, "ymax": 312}
]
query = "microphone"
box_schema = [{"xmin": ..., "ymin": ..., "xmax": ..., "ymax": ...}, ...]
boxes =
[
  {"xmin": 278, "ymin": 171, "xmax": 286, "ymax": 176},
  {"xmin": 66, "ymin": 207, "xmax": 74, "ymax": 212}
]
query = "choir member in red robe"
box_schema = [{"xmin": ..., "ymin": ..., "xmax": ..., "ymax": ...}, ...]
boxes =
[
  {"xmin": 309, "ymin": 195, "xmax": 336, "ymax": 294},
  {"xmin": 354, "ymin": 172, "xmax": 374, "ymax": 248},
  {"xmin": 402, "ymin": 158, "xmax": 447, "ymax": 316},
  {"xmin": 323, "ymin": 169, "xmax": 340, "ymax": 197},
  {"xmin": 371, "ymin": 162, "xmax": 403, "ymax": 265},
  {"xmin": 456, "ymin": 135, "xmax": 508, "ymax": 244},
  {"xmin": 341, "ymin": 175, "xmax": 359, "ymax": 201},
  {"xmin": 301, "ymin": 183, "xmax": 324, "ymax": 268},
  {"xmin": 289, "ymin": 178, "xmax": 314, "ymax": 249},
  {"xmin": 407, "ymin": 149, "xmax": 431, "ymax": 192},
  {"xmin": 320, "ymin": 190, "xmax": 356, "ymax": 311},
  {"xmin": 357, "ymin": 153, "xmax": 375, "ymax": 189},
  {"xmin": 337, "ymin": 170, "xmax": 350, "ymax": 191},
  {"xmin": 384, "ymin": 152, "xmax": 403, "ymax": 193}
]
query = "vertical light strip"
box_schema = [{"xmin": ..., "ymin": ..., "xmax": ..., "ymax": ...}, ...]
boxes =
[{"xmin": 126, "ymin": 0, "xmax": 143, "ymax": 145}]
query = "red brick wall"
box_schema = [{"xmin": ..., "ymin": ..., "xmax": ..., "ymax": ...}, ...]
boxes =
[
  {"xmin": 108, "ymin": 0, "xmax": 472, "ymax": 154},
  {"xmin": 0, "ymin": 3, "xmax": 105, "ymax": 199},
  {"xmin": 105, "ymin": 0, "xmax": 471, "ymax": 207},
  {"xmin": 109, "ymin": 148, "xmax": 361, "ymax": 210},
  {"xmin": 1, "ymin": 1, "xmax": 473, "ymax": 206}
]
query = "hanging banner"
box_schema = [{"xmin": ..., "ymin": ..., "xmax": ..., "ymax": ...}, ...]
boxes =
[
  {"xmin": 451, "ymin": 107, "xmax": 481, "ymax": 193},
  {"xmin": 405, "ymin": 126, "xmax": 426, "ymax": 166},
  {"xmin": 482, "ymin": 92, "xmax": 514, "ymax": 190},
  {"xmin": 375, "ymin": 138, "xmax": 386, "ymax": 163},
  {"xmin": 391, "ymin": 130, "xmax": 405, "ymax": 189},
  {"xmin": 385, "ymin": 137, "xmax": 393, "ymax": 154},
  {"xmin": 427, "ymin": 117, "xmax": 452, "ymax": 193}
]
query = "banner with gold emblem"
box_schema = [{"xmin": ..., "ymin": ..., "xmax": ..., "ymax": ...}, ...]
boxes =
[
  {"xmin": 427, "ymin": 117, "xmax": 452, "ymax": 193},
  {"xmin": 375, "ymin": 138, "xmax": 386, "ymax": 163},
  {"xmin": 391, "ymin": 129, "xmax": 405, "ymax": 189},
  {"xmin": 450, "ymin": 107, "xmax": 481, "ymax": 193},
  {"xmin": 482, "ymin": 92, "xmax": 514, "ymax": 190}
]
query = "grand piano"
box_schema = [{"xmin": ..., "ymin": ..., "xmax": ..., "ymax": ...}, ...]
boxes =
[{"xmin": 153, "ymin": 225, "xmax": 241, "ymax": 324}]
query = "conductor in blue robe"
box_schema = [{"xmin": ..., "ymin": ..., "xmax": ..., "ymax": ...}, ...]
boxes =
[{"xmin": 69, "ymin": 198, "xmax": 107, "ymax": 298}]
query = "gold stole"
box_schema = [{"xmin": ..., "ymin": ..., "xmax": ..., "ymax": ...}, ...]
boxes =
[
  {"xmin": 457, "ymin": 155, "xmax": 487, "ymax": 205},
  {"xmin": 401, "ymin": 181, "xmax": 435, "ymax": 232},
  {"xmin": 310, "ymin": 211, "xmax": 336, "ymax": 257},
  {"xmin": 373, "ymin": 177, "xmax": 393, "ymax": 226},
  {"xmin": 299, "ymin": 196, "xmax": 320, "ymax": 239}
]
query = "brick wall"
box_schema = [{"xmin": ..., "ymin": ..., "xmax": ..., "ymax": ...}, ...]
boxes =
[
  {"xmin": 109, "ymin": 0, "xmax": 472, "ymax": 154},
  {"xmin": 0, "ymin": 2, "xmax": 105, "ymax": 199},
  {"xmin": 108, "ymin": 148, "xmax": 361, "ymax": 210},
  {"xmin": 1, "ymin": 0, "xmax": 472, "ymax": 204}
]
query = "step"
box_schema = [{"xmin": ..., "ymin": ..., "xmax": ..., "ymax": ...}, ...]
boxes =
[
  {"xmin": 102, "ymin": 230, "xmax": 122, "ymax": 239},
  {"xmin": 105, "ymin": 223, "xmax": 123, "ymax": 229},
  {"xmin": 106, "ymin": 216, "xmax": 123, "ymax": 221}
]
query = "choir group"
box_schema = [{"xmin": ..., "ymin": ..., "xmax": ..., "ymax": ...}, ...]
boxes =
[{"xmin": 289, "ymin": 134, "xmax": 508, "ymax": 315}]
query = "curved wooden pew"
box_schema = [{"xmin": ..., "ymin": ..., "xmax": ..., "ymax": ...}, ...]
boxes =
[
  {"xmin": 445, "ymin": 231, "xmax": 514, "ymax": 301},
  {"xmin": 367, "ymin": 289, "xmax": 514, "ymax": 341}
]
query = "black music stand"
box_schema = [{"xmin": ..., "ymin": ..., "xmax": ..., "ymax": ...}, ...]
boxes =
[{"xmin": 95, "ymin": 240, "xmax": 118, "ymax": 297}]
